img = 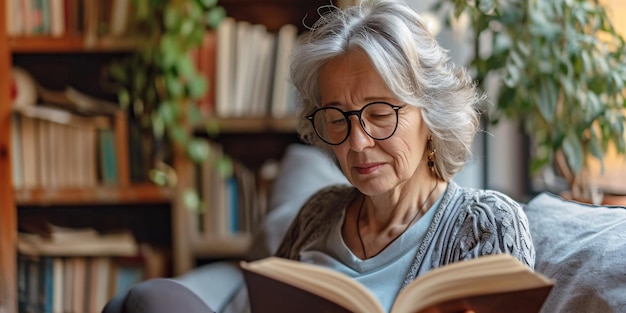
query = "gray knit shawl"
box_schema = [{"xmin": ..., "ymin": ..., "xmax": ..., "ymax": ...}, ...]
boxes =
[{"xmin": 275, "ymin": 181, "xmax": 536, "ymax": 290}]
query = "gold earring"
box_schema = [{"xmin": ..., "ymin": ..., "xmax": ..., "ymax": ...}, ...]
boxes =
[{"xmin": 427, "ymin": 136, "xmax": 436, "ymax": 173}]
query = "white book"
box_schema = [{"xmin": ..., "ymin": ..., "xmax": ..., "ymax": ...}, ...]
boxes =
[
  {"xmin": 52, "ymin": 257, "xmax": 64, "ymax": 313},
  {"xmin": 11, "ymin": 114, "xmax": 23, "ymax": 188},
  {"xmin": 19, "ymin": 115, "xmax": 38, "ymax": 188},
  {"xmin": 6, "ymin": 0, "xmax": 23, "ymax": 36},
  {"xmin": 110, "ymin": 0, "xmax": 131, "ymax": 37},
  {"xmin": 232, "ymin": 21, "xmax": 255, "ymax": 117},
  {"xmin": 49, "ymin": 0, "xmax": 66, "ymax": 37},
  {"xmin": 215, "ymin": 17, "xmax": 237, "ymax": 118},
  {"xmin": 270, "ymin": 24, "xmax": 298, "ymax": 118},
  {"xmin": 249, "ymin": 28, "xmax": 276, "ymax": 117}
]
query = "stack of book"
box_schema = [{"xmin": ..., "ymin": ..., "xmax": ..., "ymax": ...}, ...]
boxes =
[
  {"xmin": 10, "ymin": 66, "xmax": 129, "ymax": 189},
  {"xmin": 17, "ymin": 224, "xmax": 144, "ymax": 313}
]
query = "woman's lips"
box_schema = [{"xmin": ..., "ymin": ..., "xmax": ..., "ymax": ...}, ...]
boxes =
[{"xmin": 354, "ymin": 163, "xmax": 384, "ymax": 175}]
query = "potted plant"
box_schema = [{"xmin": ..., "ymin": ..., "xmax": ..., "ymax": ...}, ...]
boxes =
[
  {"xmin": 435, "ymin": 0, "xmax": 626, "ymax": 203},
  {"xmin": 105, "ymin": 0, "xmax": 228, "ymax": 210}
]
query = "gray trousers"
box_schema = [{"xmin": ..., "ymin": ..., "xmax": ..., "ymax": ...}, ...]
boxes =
[{"xmin": 102, "ymin": 279, "xmax": 216, "ymax": 313}]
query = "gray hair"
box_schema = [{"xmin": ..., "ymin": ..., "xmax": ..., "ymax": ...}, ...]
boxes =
[{"xmin": 290, "ymin": 0, "xmax": 481, "ymax": 181}]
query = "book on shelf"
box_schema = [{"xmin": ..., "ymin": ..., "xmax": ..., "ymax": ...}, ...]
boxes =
[
  {"xmin": 10, "ymin": 68, "xmax": 129, "ymax": 188},
  {"xmin": 214, "ymin": 17, "xmax": 295, "ymax": 118},
  {"xmin": 215, "ymin": 17, "xmax": 236, "ymax": 118},
  {"xmin": 12, "ymin": 106, "xmax": 122, "ymax": 188},
  {"xmin": 270, "ymin": 23, "xmax": 298, "ymax": 118},
  {"xmin": 17, "ymin": 227, "xmax": 138, "ymax": 257},
  {"xmin": 241, "ymin": 254, "xmax": 554, "ymax": 313},
  {"xmin": 21, "ymin": 223, "xmax": 100, "ymax": 242},
  {"xmin": 191, "ymin": 30, "xmax": 218, "ymax": 115},
  {"xmin": 17, "ymin": 254, "xmax": 146, "ymax": 313},
  {"xmin": 37, "ymin": 85, "xmax": 121, "ymax": 116}
]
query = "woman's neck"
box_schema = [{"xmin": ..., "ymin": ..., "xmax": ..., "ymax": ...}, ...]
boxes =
[{"xmin": 363, "ymin": 177, "xmax": 447, "ymax": 233}]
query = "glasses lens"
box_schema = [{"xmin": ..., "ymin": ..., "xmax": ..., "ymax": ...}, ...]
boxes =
[
  {"xmin": 361, "ymin": 102, "xmax": 398, "ymax": 140},
  {"xmin": 310, "ymin": 102, "xmax": 399, "ymax": 145},
  {"xmin": 312, "ymin": 107, "xmax": 348, "ymax": 144}
]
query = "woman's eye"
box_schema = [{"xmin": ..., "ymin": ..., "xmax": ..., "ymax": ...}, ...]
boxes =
[{"xmin": 330, "ymin": 118, "xmax": 346, "ymax": 125}]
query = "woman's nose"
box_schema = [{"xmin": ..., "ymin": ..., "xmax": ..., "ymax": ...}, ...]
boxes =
[{"xmin": 347, "ymin": 116, "xmax": 375, "ymax": 151}]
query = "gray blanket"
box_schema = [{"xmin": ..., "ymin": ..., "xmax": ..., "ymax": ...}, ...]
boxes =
[{"xmin": 524, "ymin": 193, "xmax": 626, "ymax": 313}]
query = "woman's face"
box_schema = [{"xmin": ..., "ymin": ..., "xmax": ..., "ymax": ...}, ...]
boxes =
[{"xmin": 318, "ymin": 51, "xmax": 431, "ymax": 196}]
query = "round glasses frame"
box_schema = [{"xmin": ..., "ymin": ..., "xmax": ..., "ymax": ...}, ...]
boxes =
[{"xmin": 306, "ymin": 102, "xmax": 403, "ymax": 145}]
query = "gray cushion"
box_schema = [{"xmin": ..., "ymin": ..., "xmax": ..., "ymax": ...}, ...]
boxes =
[{"xmin": 524, "ymin": 192, "xmax": 626, "ymax": 313}]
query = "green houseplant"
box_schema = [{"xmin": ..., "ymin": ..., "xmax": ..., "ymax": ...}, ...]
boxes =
[
  {"xmin": 105, "ymin": 0, "xmax": 228, "ymax": 210},
  {"xmin": 436, "ymin": 0, "xmax": 626, "ymax": 202}
]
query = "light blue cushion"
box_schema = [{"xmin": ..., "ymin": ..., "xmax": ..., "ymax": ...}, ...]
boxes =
[
  {"xmin": 524, "ymin": 192, "xmax": 626, "ymax": 313},
  {"xmin": 247, "ymin": 143, "xmax": 348, "ymax": 260},
  {"xmin": 173, "ymin": 262, "xmax": 244, "ymax": 312}
]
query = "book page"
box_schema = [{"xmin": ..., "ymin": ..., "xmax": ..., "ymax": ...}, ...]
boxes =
[{"xmin": 391, "ymin": 254, "xmax": 553, "ymax": 313}]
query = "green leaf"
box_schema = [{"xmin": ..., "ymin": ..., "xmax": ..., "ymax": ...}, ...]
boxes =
[
  {"xmin": 215, "ymin": 155, "xmax": 233, "ymax": 178},
  {"xmin": 536, "ymin": 79, "xmax": 558, "ymax": 123},
  {"xmin": 562, "ymin": 132, "xmax": 584, "ymax": 173},
  {"xmin": 504, "ymin": 63, "xmax": 521, "ymax": 87},
  {"xmin": 530, "ymin": 156, "xmax": 551, "ymax": 175},
  {"xmin": 588, "ymin": 129, "xmax": 605, "ymax": 173},
  {"xmin": 493, "ymin": 32, "xmax": 512, "ymax": 55},
  {"xmin": 205, "ymin": 118, "xmax": 220, "ymax": 138},
  {"xmin": 149, "ymin": 169, "xmax": 169, "ymax": 187},
  {"xmin": 152, "ymin": 112, "xmax": 165, "ymax": 139},
  {"xmin": 611, "ymin": 71, "xmax": 624, "ymax": 92},
  {"xmin": 183, "ymin": 189, "xmax": 201, "ymax": 212},
  {"xmin": 206, "ymin": 7, "xmax": 226, "ymax": 29},
  {"xmin": 187, "ymin": 104, "xmax": 204, "ymax": 126},
  {"xmin": 177, "ymin": 54, "xmax": 196, "ymax": 77},
  {"xmin": 160, "ymin": 35, "xmax": 180, "ymax": 68},
  {"xmin": 180, "ymin": 19, "xmax": 195, "ymax": 37},
  {"xmin": 188, "ymin": 75, "xmax": 208, "ymax": 99},
  {"xmin": 163, "ymin": 4, "xmax": 180, "ymax": 31},
  {"xmin": 158, "ymin": 101, "xmax": 177, "ymax": 125},
  {"xmin": 187, "ymin": 139, "xmax": 211, "ymax": 163},
  {"xmin": 186, "ymin": 2, "xmax": 204, "ymax": 21},
  {"xmin": 117, "ymin": 89, "xmax": 130, "ymax": 109},
  {"xmin": 170, "ymin": 125, "xmax": 188, "ymax": 145},
  {"xmin": 133, "ymin": 71, "xmax": 147, "ymax": 94},
  {"xmin": 478, "ymin": 0, "xmax": 495, "ymax": 14},
  {"xmin": 134, "ymin": 0, "xmax": 150, "ymax": 19},
  {"xmin": 199, "ymin": 0, "xmax": 218, "ymax": 8},
  {"xmin": 165, "ymin": 74, "xmax": 184, "ymax": 98}
]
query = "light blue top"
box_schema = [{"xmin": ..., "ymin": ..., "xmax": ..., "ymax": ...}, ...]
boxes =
[
  {"xmin": 277, "ymin": 181, "xmax": 535, "ymax": 291},
  {"xmin": 299, "ymin": 196, "xmax": 440, "ymax": 312}
]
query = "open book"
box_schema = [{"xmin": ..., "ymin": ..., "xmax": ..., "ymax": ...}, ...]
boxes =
[{"xmin": 241, "ymin": 254, "xmax": 554, "ymax": 313}]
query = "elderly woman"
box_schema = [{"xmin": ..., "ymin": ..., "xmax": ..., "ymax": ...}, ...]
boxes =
[
  {"xmin": 103, "ymin": 1, "xmax": 534, "ymax": 312},
  {"xmin": 275, "ymin": 0, "xmax": 535, "ymax": 311}
]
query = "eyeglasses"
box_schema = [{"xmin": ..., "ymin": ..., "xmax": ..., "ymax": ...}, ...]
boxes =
[{"xmin": 306, "ymin": 102, "xmax": 403, "ymax": 145}]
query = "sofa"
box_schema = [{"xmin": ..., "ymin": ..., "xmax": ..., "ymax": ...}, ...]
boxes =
[{"xmin": 103, "ymin": 143, "xmax": 626, "ymax": 313}]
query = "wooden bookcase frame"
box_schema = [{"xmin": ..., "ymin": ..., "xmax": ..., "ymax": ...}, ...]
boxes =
[{"xmin": 0, "ymin": 0, "xmax": 18, "ymax": 310}]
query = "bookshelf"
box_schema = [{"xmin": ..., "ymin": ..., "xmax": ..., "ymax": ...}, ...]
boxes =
[
  {"xmin": 1, "ymin": 0, "xmax": 328, "ymax": 310},
  {"xmin": 0, "ymin": 1, "xmax": 171, "ymax": 311}
]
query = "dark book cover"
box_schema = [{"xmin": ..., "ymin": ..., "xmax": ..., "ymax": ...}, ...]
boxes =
[{"xmin": 243, "ymin": 267, "xmax": 352, "ymax": 313}]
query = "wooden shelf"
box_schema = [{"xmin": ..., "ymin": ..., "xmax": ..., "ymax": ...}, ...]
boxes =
[
  {"xmin": 14, "ymin": 184, "xmax": 172, "ymax": 206},
  {"xmin": 207, "ymin": 116, "xmax": 298, "ymax": 133},
  {"xmin": 8, "ymin": 35, "xmax": 142, "ymax": 53}
]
